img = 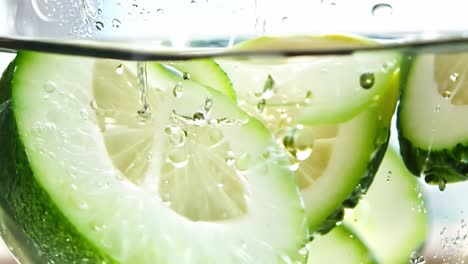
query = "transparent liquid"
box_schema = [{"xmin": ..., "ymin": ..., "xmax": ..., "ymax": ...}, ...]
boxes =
[{"xmin": 1, "ymin": 37, "xmax": 468, "ymax": 264}]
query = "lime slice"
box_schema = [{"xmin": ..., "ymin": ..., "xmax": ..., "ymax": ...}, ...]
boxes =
[
  {"xmin": 344, "ymin": 148, "xmax": 428, "ymax": 264},
  {"xmin": 218, "ymin": 35, "xmax": 400, "ymax": 125},
  {"xmin": 215, "ymin": 35, "xmax": 401, "ymax": 232},
  {"xmin": 165, "ymin": 59, "xmax": 237, "ymax": 100},
  {"xmin": 398, "ymin": 53, "xmax": 468, "ymax": 185},
  {"xmin": 0, "ymin": 52, "xmax": 308, "ymax": 263},
  {"xmin": 307, "ymin": 226, "xmax": 376, "ymax": 264}
]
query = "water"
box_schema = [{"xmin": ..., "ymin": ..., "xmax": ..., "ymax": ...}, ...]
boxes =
[{"xmin": 2, "ymin": 36, "xmax": 468, "ymax": 264}]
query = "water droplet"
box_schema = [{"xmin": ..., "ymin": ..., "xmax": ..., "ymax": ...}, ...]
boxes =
[
  {"xmin": 305, "ymin": 90, "xmax": 313, "ymax": 104},
  {"xmin": 95, "ymin": 21, "xmax": 104, "ymax": 30},
  {"xmin": 80, "ymin": 109, "xmax": 89, "ymax": 120},
  {"xmin": 281, "ymin": 16, "xmax": 288, "ymax": 23},
  {"xmin": 115, "ymin": 64, "xmax": 124, "ymax": 74},
  {"xmin": 439, "ymin": 180, "xmax": 447, "ymax": 191},
  {"xmin": 90, "ymin": 99, "xmax": 99, "ymax": 110},
  {"xmin": 283, "ymin": 134, "xmax": 295, "ymax": 152},
  {"xmin": 191, "ymin": 0, "xmax": 197, "ymax": 3},
  {"xmin": 450, "ymin": 72, "xmax": 460, "ymax": 82},
  {"xmin": 371, "ymin": 3, "xmax": 393, "ymax": 17},
  {"xmin": 409, "ymin": 252, "xmax": 426, "ymax": 264},
  {"xmin": 226, "ymin": 151, "xmax": 236, "ymax": 166},
  {"xmin": 31, "ymin": 122, "xmax": 44, "ymax": 136},
  {"xmin": 173, "ymin": 83, "xmax": 184, "ymax": 98},
  {"xmin": 137, "ymin": 62, "xmax": 151, "ymax": 119},
  {"xmin": 360, "ymin": 72, "xmax": 375, "ymax": 89},
  {"xmin": 434, "ymin": 104, "xmax": 441, "ymax": 112},
  {"xmin": 235, "ymin": 153, "xmax": 250, "ymax": 172},
  {"xmin": 168, "ymin": 149, "xmax": 188, "ymax": 168},
  {"xmin": 203, "ymin": 97, "xmax": 214, "ymax": 113},
  {"xmin": 193, "ymin": 112, "xmax": 206, "ymax": 126},
  {"xmin": 443, "ymin": 90, "xmax": 452, "ymax": 99},
  {"xmin": 43, "ymin": 81, "xmax": 57, "ymax": 93},
  {"xmin": 182, "ymin": 72, "xmax": 191, "ymax": 80},
  {"xmin": 295, "ymin": 147, "xmax": 312, "ymax": 161},
  {"xmin": 262, "ymin": 74, "xmax": 275, "ymax": 99},
  {"xmin": 156, "ymin": 8, "xmax": 164, "ymax": 13},
  {"xmin": 289, "ymin": 161, "xmax": 300, "ymax": 171},
  {"xmin": 146, "ymin": 152, "xmax": 153, "ymax": 161},
  {"xmin": 165, "ymin": 125, "xmax": 187, "ymax": 147},
  {"xmin": 112, "ymin": 18, "xmax": 121, "ymax": 28},
  {"xmin": 257, "ymin": 99, "xmax": 266, "ymax": 113},
  {"xmin": 206, "ymin": 127, "xmax": 224, "ymax": 146}
]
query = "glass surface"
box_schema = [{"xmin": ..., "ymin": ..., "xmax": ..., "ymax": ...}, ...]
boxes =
[{"xmin": 1, "ymin": 1, "xmax": 468, "ymax": 264}]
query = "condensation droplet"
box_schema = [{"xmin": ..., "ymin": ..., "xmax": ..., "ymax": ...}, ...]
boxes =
[
  {"xmin": 371, "ymin": 3, "xmax": 393, "ymax": 17},
  {"xmin": 182, "ymin": 72, "xmax": 191, "ymax": 80},
  {"xmin": 173, "ymin": 83, "xmax": 184, "ymax": 98},
  {"xmin": 112, "ymin": 18, "xmax": 121, "ymax": 28},
  {"xmin": 95, "ymin": 21, "xmax": 104, "ymax": 31},
  {"xmin": 167, "ymin": 149, "xmax": 188, "ymax": 168},
  {"xmin": 438, "ymin": 180, "xmax": 447, "ymax": 191},
  {"xmin": 165, "ymin": 125, "xmax": 187, "ymax": 147},
  {"xmin": 115, "ymin": 64, "xmax": 124, "ymax": 74},
  {"xmin": 262, "ymin": 74, "xmax": 275, "ymax": 99},
  {"xmin": 43, "ymin": 81, "xmax": 57, "ymax": 93},
  {"xmin": 225, "ymin": 151, "xmax": 236, "ymax": 166},
  {"xmin": 360, "ymin": 72, "xmax": 375, "ymax": 89}
]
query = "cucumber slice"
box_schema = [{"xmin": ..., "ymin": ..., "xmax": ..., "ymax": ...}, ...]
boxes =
[
  {"xmin": 217, "ymin": 35, "xmax": 401, "ymax": 125},
  {"xmin": 344, "ymin": 148, "xmax": 428, "ymax": 264},
  {"xmin": 165, "ymin": 59, "xmax": 237, "ymax": 100},
  {"xmin": 0, "ymin": 52, "xmax": 308, "ymax": 263},
  {"xmin": 307, "ymin": 226, "xmax": 376, "ymax": 264},
  {"xmin": 398, "ymin": 53, "xmax": 468, "ymax": 185},
  {"xmin": 215, "ymin": 36, "xmax": 401, "ymax": 233}
]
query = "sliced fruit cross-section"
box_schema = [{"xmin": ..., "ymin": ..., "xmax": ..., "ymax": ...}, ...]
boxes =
[
  {"xmin": 398, "ymin": 53, "xmax": 468, "ymax": 186},
  {"xmin": 0, "ymin": 52, "xmax": 308, "ymax": 264},
  {"xmin": 214, "ymin": 35, "xmax": 402, "ymax": 233}
]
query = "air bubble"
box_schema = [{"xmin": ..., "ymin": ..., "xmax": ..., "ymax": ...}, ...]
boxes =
[
  {"xmin": 295, "ymin": 147, "xmax": 312, "ymax": 161},
  {"xmin": 43, "ymin": 81, "xmax": 57, "ymax": 93},
  {"xmin": 235, "ymin": 153, "xmax": 250, "ymax": 172},
  {"xmin": 360, "ymin": 72, "xmax": 375, "ymax": 89},
  {"xmin": 115, "ymin": 64, "xmax": 124, "ymax": 74},
  {"xmin": 193, "ymin": 112, "xmax": 206, "ymax": 126},
  {"xmin": 450, "ymin": 72, "xmax": 460, "ymax": 82},
  {"xmin": 112, "ymin": 18, "xmax": 121, "ymax": 28},
  {"xmin": 95, "ymin": 21, "xmax": 104, "ymax": 31},
  {"xmin": 442, "ymin": 90, "xmax": 452, "ymax": 99},
  {"xmin": 204, "ymin": 97, "xmax": 214, "ymax": 113},
  {"xmin": 165, "ymin": 125, "xmax": 188, "ymax": 147},
  {"xmin": 257, "ymin": 99, "xmax": 266, "ymax": 113},
  {"xmin": 305, "ymin": 90, "xmax": 313, "ymax": 104},
  {"xmin": 173, "ymin": 83, "xmax": 184, "ymax": 98},
  {"xmin": 168, "ymin": 149, "xmax": 189, "ymax": 168},
  {"xmin": 371, "ymin": 3, "xmax": 393, "ymax": 17}
]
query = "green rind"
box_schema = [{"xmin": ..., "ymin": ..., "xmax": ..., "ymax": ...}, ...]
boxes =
[
  {"xmin": 1, "ymin": 52, "xmax": 309, "ymax": 263},
  {"xmin": 0, "ymin": 57, "xmax": 117, "ymax": 263},
  {"xmin": 307, "ymin": 225, "xmax": 377, "ymax": 264},
  {"xmin": 397, "ymin": 54, "xmax": 468, "ymax": 184},
  {"xmin": 166, "ymin": 59, "xmax": 237, "ymax": 100},
  {"xmin": 344, "ymin": 148, "xmax": 428, "ymax": 264}
]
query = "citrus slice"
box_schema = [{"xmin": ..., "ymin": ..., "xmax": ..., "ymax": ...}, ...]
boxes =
[
  {"xmin": 307, "ymin": 225, "xmax": 376, "ymax": 264},
  {"xmin": 398, "ymin": 53, "xmax": 468, "ymax": 185},
  {"xmin": 344, "ymin": 148, "xmax": 428, "ymax": 264},
  {"xmin": 0, "ymin": 52, "xmax": 308, "ymax": 263},
  {"xmin": 215, "ymin": 35, "xmax": 401, "ymax": 232}
]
